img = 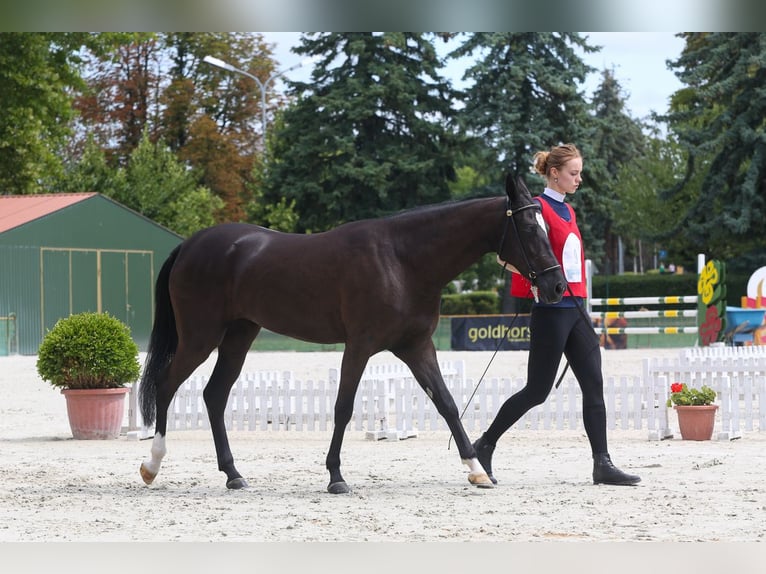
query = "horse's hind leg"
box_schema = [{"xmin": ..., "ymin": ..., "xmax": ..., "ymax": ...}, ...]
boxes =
[
  {"xmin": 394, "ymin": 341, "xmax": 493, "ymax": 488},
  {"xmin": 203, "ymin": 320, "xmax": 260, "ymax": 489},
  {"xmin": 140, "ymin": 343, "xmax": 213, "ymax": 485}
]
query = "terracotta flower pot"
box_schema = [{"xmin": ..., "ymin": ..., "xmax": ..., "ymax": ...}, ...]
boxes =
[
  {"xmin": 674, "ymin": 404, "xmax": 719, "ymax": 441},
  {"xmin": 61, "ymin": 388, "xmax": 130, "ymax": 439}
]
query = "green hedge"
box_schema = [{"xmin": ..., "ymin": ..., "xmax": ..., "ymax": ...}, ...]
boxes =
[
  {"xmin": 440, "ymin": 291, "xmax": 500, "ymax": 315},
  {"xmin": 591, "ymin": 272, "xmax": 695, "ymax": 300}
]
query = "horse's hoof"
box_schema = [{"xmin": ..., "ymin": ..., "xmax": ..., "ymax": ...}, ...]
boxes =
[
  {"xmin": 468, "ymin": 471, "xmax": 494, "ymax": 489},
  {"xmin": 226, "ymin": 477, "xmax": 249, "ymax": 489},
  {"xmin": 327, "ymin": 481, "xmax": 351, "ymax": 494},
  {"xmin": 139, "ymin": 464, "xmax": 156, "ymax": 485}
]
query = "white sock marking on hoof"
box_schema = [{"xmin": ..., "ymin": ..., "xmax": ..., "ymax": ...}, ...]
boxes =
[
  {"xmin": 142, "ymin": 434, "xmax": 167, "ymax": 477},
  {"xmin": 464, "ymin": 458, "xmax": 494, "ymax": 488}
]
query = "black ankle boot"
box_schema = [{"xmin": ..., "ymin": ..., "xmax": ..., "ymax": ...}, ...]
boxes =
[
  {"xmin": 593, "ymin": 453, "xmax": 641, "ymax": 486},
  {"xmin": 472, "ymin": 435, "xmax": 498, "ymax": 485}
]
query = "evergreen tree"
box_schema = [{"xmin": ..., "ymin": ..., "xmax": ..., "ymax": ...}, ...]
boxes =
[
  {"xmin": 117, "ymin": 131, "xmax": 222, "ymax": 237},
  {"xmin": 586, "ymin": 68, "xmax": 647, "ymax": 274},
  {"xmin": 264, "ymin": 32, "xmax": 459, "ymax": 232},
  {"xmin": 58, "ymin": 134, "xmax": 126, "ymax": 195},
  {"xmin": 450, "ymin": 33, "xmax": 597, "ymax": 179},
  {"xmin": 662, "ymin": 32, "xmax": 766, "ymax": 266},
  {"xmin": 450, "ymin": 33, "xmax": 597, "ymax": 308}
]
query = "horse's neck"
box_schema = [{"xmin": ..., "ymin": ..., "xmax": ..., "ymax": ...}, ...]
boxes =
[{"xmin": 392, "ymin": 196, "xmax": 506, "ymax": 285}]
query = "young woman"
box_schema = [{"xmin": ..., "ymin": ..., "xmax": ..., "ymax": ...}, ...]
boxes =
[{"xmin": 473, "ymin": 143, "xmax": 640, "ymax": 486}]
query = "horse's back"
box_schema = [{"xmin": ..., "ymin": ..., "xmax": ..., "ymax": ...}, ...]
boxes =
[
  {"xmin": 181, "ymin": 222, "xmax": 271, "ymax": 250},
  {"xmin": 167, "ymin": 222, "xmax": 367, "ymax": 341},
  {"xmin": 169, "ymin": 223, "xmax": 274, "ymax": 299}
]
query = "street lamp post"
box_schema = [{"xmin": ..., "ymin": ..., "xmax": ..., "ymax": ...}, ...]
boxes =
[{"xmin": 203, "ymin": 55, "xmax": 316, "ymax": 158}]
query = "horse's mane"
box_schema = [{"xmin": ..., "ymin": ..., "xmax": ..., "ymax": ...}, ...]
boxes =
[
  {"xmin": 379, "ymin": 194, "xmax": 499, "ymax": 223},
  {"xmin": 310, "ymin": 194, "xmax": 502, "ymax": 235}
]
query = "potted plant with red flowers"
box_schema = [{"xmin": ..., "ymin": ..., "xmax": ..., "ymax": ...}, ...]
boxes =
[
  {"xmin": 666, "ymin": 382, "xmax": 718, "ymax": 441},
  {"xmin": 36, "ymin": 312, "xmax": 140, "ymax": 439}
]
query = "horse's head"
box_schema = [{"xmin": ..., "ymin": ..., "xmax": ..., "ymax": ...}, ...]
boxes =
[{"xmin": 498, "ymin": 173, "xmax": 567, "ymax": 304}]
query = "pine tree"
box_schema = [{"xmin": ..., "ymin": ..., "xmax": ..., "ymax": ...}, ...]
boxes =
[
  {"xmin": 663, "ymin": 32, "xmax": 766, "ymax": 266},
  {"xmin": 451, "ymin": 33, "xmax": 604, "ymax": 265},
  {"xmin": 586, "ymin": 68, "xmax": 647, "ymax": 274},
  {"xmin": 118, "ymin": 131, "xmax": 222, "ymax": 237},
  {"xmin": 450, "ymin": 33, "xmax": 598, "ymax": 309},
  {"xmin": 451, "ymin": 33, "xmax": 596, "ymax": 179},
  {"xmin": 264, "ymin": 32, "xmax": 460, "ymax": 232}
]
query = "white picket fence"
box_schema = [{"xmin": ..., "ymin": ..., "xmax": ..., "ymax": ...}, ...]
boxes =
[
  {"xmin": 127, "ymin": 345, "xmax": 766, "ymax": 441},
  {"xmin": 126, "ymin": 360, "xmax": 658, "ymax": 439}
]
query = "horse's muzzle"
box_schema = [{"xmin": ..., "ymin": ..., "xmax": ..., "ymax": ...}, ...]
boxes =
[{"xmin": 538, "ymin": 279, "xmax": 567, "ymax": 304}]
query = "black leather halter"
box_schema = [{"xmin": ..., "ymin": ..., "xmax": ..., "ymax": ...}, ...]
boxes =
[{"xmin": 497, "ymin": 197, "xmax": 562, "ymax": 287}]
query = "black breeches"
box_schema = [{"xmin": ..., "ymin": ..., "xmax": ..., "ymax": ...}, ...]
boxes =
[{"xmin": 484, "ymin": 305, "xmax": 608, "ymax": 454}]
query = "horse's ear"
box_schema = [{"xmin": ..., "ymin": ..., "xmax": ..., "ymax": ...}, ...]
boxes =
[
  {"xmin": 515, "ymin": 175, "xmax": 532, "ymax": 199},
  {"xmin": 504, "ymin": 172, "xmax": 515, "ymax": 200},
  {"xmin": 505, "ymin": 173, "xmax": 530, "ymax": 201}
]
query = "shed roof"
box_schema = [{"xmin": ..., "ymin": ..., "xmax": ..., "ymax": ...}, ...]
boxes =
[{"xmin": 0, "ymin": 193, "xmax": 97, "ymax": 234}]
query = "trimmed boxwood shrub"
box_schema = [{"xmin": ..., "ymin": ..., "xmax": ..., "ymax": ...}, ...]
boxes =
[{"xmin": 36, "ymin": 312, "xmax": 140, "ymax": 389}]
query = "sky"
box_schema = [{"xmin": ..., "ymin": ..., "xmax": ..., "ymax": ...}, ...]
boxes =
[{"xmin": 259, "ymin": 32, "xmax": 686, "ymax": 121}]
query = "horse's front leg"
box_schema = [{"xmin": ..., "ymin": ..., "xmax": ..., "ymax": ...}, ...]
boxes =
[
  {"xmin": 395, "ymin": 344, "xmax": 494, "ymax": 489},
  {"xmin": 326, "ymin": 350, "xmax": 369, "ymax": 494},
  {"xmin": 205, "ymin": 379, "xmax": 247, "ymax": 489}
]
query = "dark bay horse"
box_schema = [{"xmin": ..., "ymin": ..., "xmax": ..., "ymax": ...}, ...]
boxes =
[{"xmin": 138, "ymin": 174, "xmax": 566, "ymax": 494}]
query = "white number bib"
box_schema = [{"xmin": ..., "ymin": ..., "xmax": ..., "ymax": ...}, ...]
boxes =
[{"xmin": 562, "ymin": 233, "xmax": 582, "ymax": 283}]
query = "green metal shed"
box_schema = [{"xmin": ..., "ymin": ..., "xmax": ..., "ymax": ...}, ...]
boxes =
[{"xmin": 0, "ymin": 193, "xmax": 182, "ymax": 355}]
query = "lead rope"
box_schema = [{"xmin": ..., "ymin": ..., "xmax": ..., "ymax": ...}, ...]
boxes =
[
  {"xmin": 448, "ymin": 278, "xmax": 580, "ymax": 450},
  {"xmin": 448, "ymin": 262, "xmax": 518, "ymax": 451},
  {"xmin": 447, "ymin": 197, "xmax": 568, "ymax": 450}
]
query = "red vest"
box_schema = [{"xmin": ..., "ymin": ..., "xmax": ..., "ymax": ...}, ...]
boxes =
[{"xmin": 510, "ymin": 196, "xmax": 587, "ymax": 299}]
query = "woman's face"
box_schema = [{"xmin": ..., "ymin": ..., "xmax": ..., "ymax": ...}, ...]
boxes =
[{"xmin": 551, "ymin": 157, "xmax": 582, "ymax": 195}]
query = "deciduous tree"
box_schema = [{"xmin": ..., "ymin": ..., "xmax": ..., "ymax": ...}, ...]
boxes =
[{"xmin": 0, "ymin": 33, "xmax": 101, "ymax": 194}]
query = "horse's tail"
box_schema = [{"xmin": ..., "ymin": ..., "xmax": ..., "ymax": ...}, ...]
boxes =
[{"xmin": 139, "ymin": 244, "xmax": 182, "ymax": 427}]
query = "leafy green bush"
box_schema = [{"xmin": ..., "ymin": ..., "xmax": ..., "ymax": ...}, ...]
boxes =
[
  {"xmin": 441, "ymin": 291, "xmax": 500, "ymax": 315},
  {"xmin": 36, "ymin": 312, "xmax": 140, "ymax": 389}
]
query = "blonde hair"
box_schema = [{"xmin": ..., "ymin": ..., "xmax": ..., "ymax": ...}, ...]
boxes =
[{"xmin": 533, "ymin": 143, "xmax": 581, "ymax": 178}]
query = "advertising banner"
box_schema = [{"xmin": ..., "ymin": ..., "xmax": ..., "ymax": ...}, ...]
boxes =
[{"xmin": 450, "ymin": 315, "xmax": 531, "ymax": 351}]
